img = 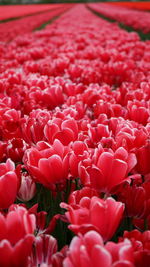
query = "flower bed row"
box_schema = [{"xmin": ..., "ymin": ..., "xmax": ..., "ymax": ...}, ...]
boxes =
[
  {"xmin": 88, "ymin": 3, "xmax": 150, "ymax": 33},
  {"xmin": 0, "ymin": 4, "xmax": 73, "ymax": 43},
  {"xmin": 110, "ymin": 1, "xmax": 150, "ymax": 11},
  {"xmin": 0, "ymin": 4, "xmax": 65, "ymax": 21},
  {"xmin": 0, "ymin": 4, "xmax": 150, "ymax": 267}
]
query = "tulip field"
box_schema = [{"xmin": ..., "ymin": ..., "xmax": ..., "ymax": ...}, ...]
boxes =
[
  {"xmin": 88, "ymin": 2, "xmax": 150, "ymax": 33},
  {"xmin": 0, "ymin": 4, "xmax": 65, "ymax": 21},
  {"xmin": 111, "ymin": 1, "xmax": 150, "ymax": 11},
  {"xmin": 0, "ymin": 2, "xmax": 150, "ymax": 267}
]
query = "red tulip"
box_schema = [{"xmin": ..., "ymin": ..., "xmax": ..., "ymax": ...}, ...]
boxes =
[
  {"xmin": 79, "ymin": 146, "xmax": 137, "ymax": 193},
  {"xmin": 120, "ymin": 230, "xmax": 150, "ymax": 267},
  {"xmin": 0, "ymin": 141, "xmax": 6, "ymax": 162},
  {"xmin": 24, "ymin": 140, "xmax": 70, "ymax": 189},
  {"xmin": 21, "ymin": 109, "xmax": 51, "ymax": 144},
  {"xmin": 6, "ymin": 138, "xmax": 28, "ymax": 162},
  {"xmin": 68, "ymin": 187, "xmax": 99, "ymax": 205},
  {"xmin": 0, "ymin": 159, "xmax": 18, "ymax": 209},
  {"xmin": 0, "ymin": 205, "xmax": 35, "ymax": 267},
  {"xmin": 127, "ymin": 101, "xmax": 149, "ymax": 126},
  {"xmin": 63, "ymin": 231, "xmax": 134, "ymax": 267},
  {"xmin": 88, "ymin": 123, "xmax": 110, "ymax": 145},
  {"xmin": 117, "ymin": 182, "xmax": 146, "ymax": 218},
  {"xmin": 44, "ymin": 118, "xmax": 78, "ymax": 146},
  {"xmin": 112, "ymin": 118, "xmax": 147, "ymax": 151},
  {"xmin": 61, "ymin": 197, "xmax": 124, "ymax": 241},
  {"xmin": 136, "ymin": 143, "xmax": 150, "ymax": 175},
  {"xmin": 69, "ymin": 141, "xmax": 89, "ymax": 178},
  {"xmin": 1, "ymin": 109, "xmax": 21, "ymax": 140},
  {"xmin": 27, "ymin": 84, "xmax": 64, "ymax": 110}
]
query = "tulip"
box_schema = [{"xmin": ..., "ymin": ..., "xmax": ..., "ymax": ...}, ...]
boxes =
[
  {"xmin": 1, "ymin": 109, "xmax": 21, "ymax": 140},
  {"xmin": 0, "ymin": 159, "xmax": 18, "ymax": 209},
  {"xmin": 6, "ymin": 138, "xmax": 28, "ymax": 163},
  {"xmin": 0, "ymin": 205, "xmax": 35, "ymax": 267},
  {"xmin": 63, "ymin": 231, "xmax": 134, "ymax": 267},
  {"xmin": 21, "ymin": 109, "xmax": 51, "ymax": 144},
  {"xmin": 24, "ymin": 140, "xmax": 70, "ymax": 189},
  {"xmin": 136, "ymin": 143, "xmax": 150, "ymax": 175},
  {"xmin": 79, "ymin": 147, "xmax": 137, "ymax": 193},
  {"xmin": 69, "ymin": 141, "xmax": 89, "ymax": 178},
  {"xmin": 127, "ymin": 101, "xmax": 149, "ymax": 126},
  {"xmin": 29, "ymin": 234, "xmax": 67, "ymax": 266},
  {"xmin": 61, "ymin": 197, "xmax": 124, "ymax": 241},
  {"xmin": 120, "ymin": 230, "xmax": 150, "ymax": 267},
  {"xmin": 44, "ymin": 118, "xmax": 78, "ymax": 145},
  {"xmin": 68, "ymin": 187, "xmax": 99, "ymax": 205},
  {"xmin": 17, "ymin": 173, "xmax": 36, "ymax": 202}
]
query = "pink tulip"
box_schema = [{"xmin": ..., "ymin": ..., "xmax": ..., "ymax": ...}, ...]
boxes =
[{"xmin": 17, "ymin": 173, "xmax": 36, "ymax": 202}]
